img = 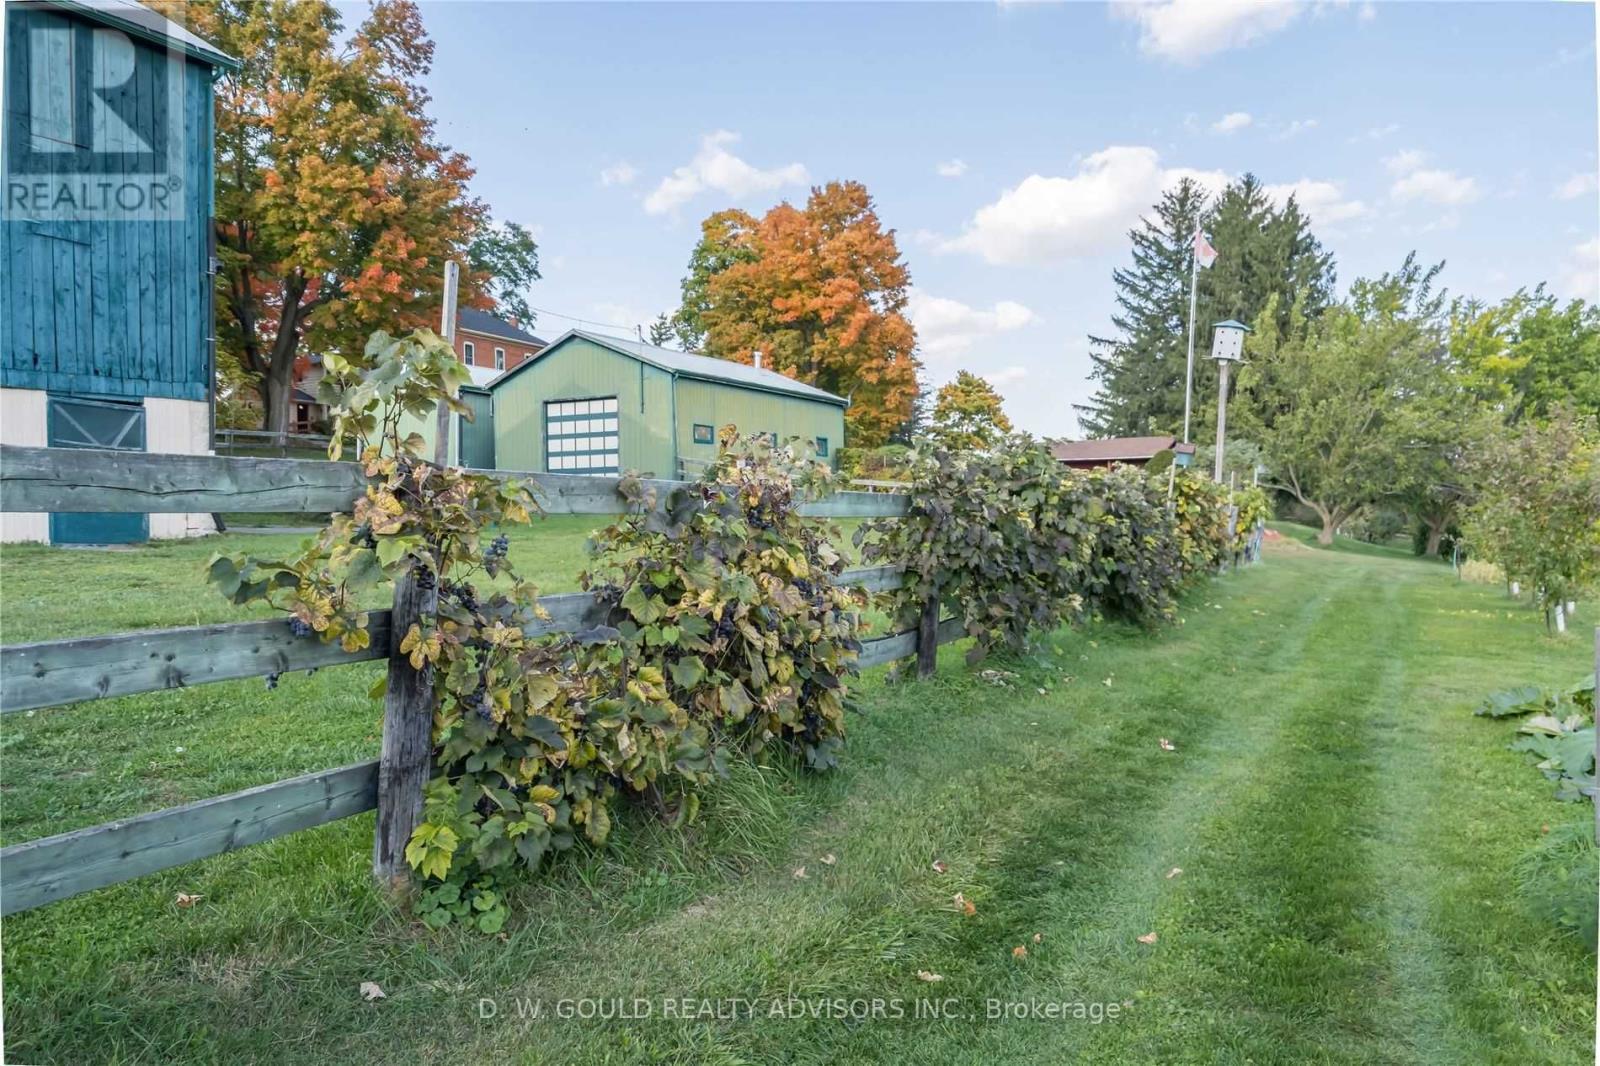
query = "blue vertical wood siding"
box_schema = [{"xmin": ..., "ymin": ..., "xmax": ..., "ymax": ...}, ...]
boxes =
[{"xmin": 1, "ymin": 5, "xmax": 217, "ymax": 402}]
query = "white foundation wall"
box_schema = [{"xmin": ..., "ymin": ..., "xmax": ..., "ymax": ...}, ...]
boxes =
[
  {"xmin": 144, "ymin": 396, "xmax": 217, "ymax": 539},
  {"xmin": 1, "ymin": 388, "xmax": 50, "ymax": 543}
]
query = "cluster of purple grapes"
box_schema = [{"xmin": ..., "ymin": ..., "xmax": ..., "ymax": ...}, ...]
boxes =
[
  {"xmin": 483, "ymin": 533, "xmax": 510, "ymax": 577},
  {"xmin": 441, "ymin": 579, "xmax": 479, "ymax": 613},
  {"xmin": 712, "ymin": 601, "xmax": 737, "ymax": 642},
  {"xmin": 463, "ymin": 686, "xmax": 493, "ymax": 722},
  {"xmin": 288, "ymin": 617, "xmax": 313, "ymax": 638}
]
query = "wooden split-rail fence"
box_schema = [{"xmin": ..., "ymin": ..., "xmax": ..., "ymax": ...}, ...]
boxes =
[{"xmin": 0, "ymin": 445, "xmax": 966, "ymax": 916}]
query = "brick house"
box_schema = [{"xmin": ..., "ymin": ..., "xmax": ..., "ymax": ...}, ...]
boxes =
[{"xmin": 455, "ymin": 308, "xmax": 547, "ymax": 377}]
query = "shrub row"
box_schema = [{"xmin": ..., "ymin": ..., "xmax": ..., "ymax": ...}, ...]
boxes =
[{"xmin": 859, "ymin": 436, "xmax": 1260, "ymax": 663}]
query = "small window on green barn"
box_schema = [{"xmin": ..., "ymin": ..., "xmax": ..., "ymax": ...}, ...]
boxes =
[
  {"xmin": 692, "ymin": 423, "xmax": 714, "ymax": 445},
  {"xmin": 768, "ymin": 432, "xmax": 779, "ymax": 445},
  {"xmin": 815, "ymin": 436, "xmax": 829, "ymax": 457}
]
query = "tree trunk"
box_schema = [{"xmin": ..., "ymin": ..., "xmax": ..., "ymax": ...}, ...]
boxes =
[
  {"xmin": 257, "ymin": 279, "xmax": 309, "ymax": 435},
  {"xmin": 1423, "ymin": 521, "xmax": 1445, "ymax": 558},
  {"xmin": 260, "ymin": 358, "xmax": 297, "ymax": 435},
  {"xmin": 1315, "ymin": 508, "xmax": 1336, "ymax": 546}
]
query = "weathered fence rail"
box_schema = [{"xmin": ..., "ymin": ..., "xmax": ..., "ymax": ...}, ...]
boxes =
[
  {"xmin": 0, "ymin": 446, "xmax": 910, "ymax": 518},
  {"xmin": 0, "ymin": 446, "xmax": 947, "ymax": 915}
]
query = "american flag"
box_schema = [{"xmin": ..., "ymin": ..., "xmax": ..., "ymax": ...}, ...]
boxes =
[{"xmin": 1193, "ymin": 229, "xmax": 1218, "ymax": 269}]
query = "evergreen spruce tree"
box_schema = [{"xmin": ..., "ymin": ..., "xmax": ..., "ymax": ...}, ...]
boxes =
[
  {"xmin": 1079, "ymin": 179, "xmax": 1208, "ymax": 437},
  {"xmin": 1079, "ymin": 174, "xmax": 1336, "ymax": 440}
]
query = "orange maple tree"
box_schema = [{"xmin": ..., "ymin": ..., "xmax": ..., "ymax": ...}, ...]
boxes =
[
  {"xmin": 156, "ymin": 0, "xmax": 496, "ymax": 432},
  {"xmin": 681, "ymin": 182, "xmax": 921, "ymax": 447}
]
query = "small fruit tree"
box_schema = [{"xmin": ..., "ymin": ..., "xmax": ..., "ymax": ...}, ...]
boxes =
[{"xmin": 1464, "ymin": 408, "xmax": 1600, "ymax": 628}]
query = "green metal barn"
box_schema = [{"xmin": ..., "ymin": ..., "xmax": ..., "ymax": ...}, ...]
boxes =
[{"xmin": 488, "ymin": 331, "xmax": 847, "ymax": 477}]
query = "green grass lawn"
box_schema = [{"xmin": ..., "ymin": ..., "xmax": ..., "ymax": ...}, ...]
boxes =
[
  {"xmin": 1, "ymin": 528, "xmax": 1594, "ymax": 1064},
  {"xmin": 1267, "ymin": 519, "xmax": 1433, "ymax": 560}
]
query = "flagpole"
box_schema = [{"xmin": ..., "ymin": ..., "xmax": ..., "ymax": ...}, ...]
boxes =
[{"xmin": 1181, "ymin": 233, "xmax": 1199, "ymax": 445}]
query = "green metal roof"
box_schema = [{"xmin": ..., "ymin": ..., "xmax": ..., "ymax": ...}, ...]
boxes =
[{"xmin": 492, "ymin": 329, "xmax": 850, "ymax": 407}]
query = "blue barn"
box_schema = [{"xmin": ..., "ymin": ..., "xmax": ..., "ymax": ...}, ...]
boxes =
[{"xmin": 2, "ymin": 0, "xmax": 235, "ymax": 543}]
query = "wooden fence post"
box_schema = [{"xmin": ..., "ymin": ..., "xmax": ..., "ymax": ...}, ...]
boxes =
[
  {"xmin": 916, "ymin": 588, "xmax": 940, "ymax": 680},
  {"xmin": 373, "ymin": 565, "xmax": 438, "ymax": 888}
]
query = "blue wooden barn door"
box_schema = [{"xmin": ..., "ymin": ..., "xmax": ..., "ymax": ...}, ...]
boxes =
[{"xmin": 47, "ymin": 395, "xmax": 147, "ymax": 544}]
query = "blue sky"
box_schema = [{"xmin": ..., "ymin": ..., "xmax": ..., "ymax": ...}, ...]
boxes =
[{"xmin": 415, "ymin": 0, "xmax": 1598, "ymax": 437}]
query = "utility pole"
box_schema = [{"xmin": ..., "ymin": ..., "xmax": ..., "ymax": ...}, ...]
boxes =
[{"xmin": 434, "ymin": 260, "xmax": 459, "ymax": 467}]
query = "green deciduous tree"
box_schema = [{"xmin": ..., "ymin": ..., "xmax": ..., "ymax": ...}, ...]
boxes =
[
  {"xmin": 1239, "ymin": 256, "xmax": 1447, "ymax": 546},
  {"xmin": 1451, "ymin": 288, "xmax": 1600, "ymax": 424},
  {"xmin": 930, "ymin": 371, "xmax": 1013, "ymax": 449},
  {"xmin": 465, "ymin": 220, "xmax": 542, "ymax": 326},
  {"xmin": 1463, "ymin": 409, "xmax": 1600, "ymax": 627}
]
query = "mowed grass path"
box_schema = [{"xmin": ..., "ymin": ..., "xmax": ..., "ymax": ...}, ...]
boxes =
[{"xmin": 1, "ymin": 530, "xmax": 1594, "ymax": 1064}]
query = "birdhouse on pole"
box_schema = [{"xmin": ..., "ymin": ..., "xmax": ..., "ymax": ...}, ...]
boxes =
[{"xmin": 1210, "ymin": 320, "xmax": 1250, "ymax": 364}]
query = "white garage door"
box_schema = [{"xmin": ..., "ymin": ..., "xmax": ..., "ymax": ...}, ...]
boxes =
[{"xmin": 545, "ymin": 397, "xmax": 620, "ymax": 474}]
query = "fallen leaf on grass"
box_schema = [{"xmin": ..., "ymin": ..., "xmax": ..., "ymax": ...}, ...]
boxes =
[
  {"xmin": 792, "ymin": 866, "xmax": 807, "ymax": 880},
  {"xmin": 1012, "ymin": 945, "xmax": 1028, "ymax": 959},
  {"xmin": 1165, "ymin": 867, "xmax": 1183, "ymax": 879},
  {"xmin": 1103, "ymin": 677, "xmax": 1114, "ymax": 687},
  {"xmin": 175, "ymin": 893, "xmax": 204, "ymax": 908},
  {"xmin": 931, "ymin": 859, "xmax": 949, "ymax": 874},
  {"xmin": 1158, "ymin": 738, "xmax": 1176, "ymax": 752},
  {"xmin": 820, "ymin": 853, "xmax": 837, "ymax": 866},
  {"xmin": 916, "ymin": 970, "xmax": 944, "ymax": 983},
  {"xmin": 359, "ymin": 981, "xmax": 385, "ymax": 1002},
  {"xmin": 1032, "ymin": 933, "xmax": 1043, "ymax": 944},
  {"xmin": 1136, "ymin": 932, "xmax": 1158, "ymax": 945},
  {"xmin": 952, "ymin": 892, "xmax": 976, "ymax": 917}
]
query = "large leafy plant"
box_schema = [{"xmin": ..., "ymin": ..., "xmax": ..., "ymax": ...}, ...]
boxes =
[
  {"xmin": 1079, "ymin": 466, "xmax": 1187, "ymax": 627},
  {"xmin": 1231, "ymin": 485, "xmax": 1271, "ymax": 554},
  {"xmin": 860, "ymin": 436, "xmax": 1090, "ymax": 663},
  {"xmin": 211, "ymin": 340, "xmax": 864, "ymax": 929},
  {"xmin": 581, "ymin": 430, "xmax": 865, "ymax": 776},
  {"xmin": 1165, "ymin": 471, "xmax": 1231, "ymax": 578}
]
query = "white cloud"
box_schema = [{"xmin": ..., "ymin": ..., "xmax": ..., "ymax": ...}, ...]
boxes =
[
  {"xmin": 1358, "ymin": 2, "xmax": 1376, "ymax": 23},
  {"xmin": 1559, "ymin": 238, "xmax": 1599, "ymax": 300},
  {"xmin": 599, "ymin": 162, "xmax": 638, "ymax": 187},
  {"xmin": 1385, "ymin": 150, "xmax": 1480, "ymax": 206},
  {"xmin": 1555, "ymin": 171, "xmax": 1598, "ymax": 200},
  {"xmin": 942, "ymin": 146, "xmax": 1228, "ymax": 264},
  {"xmin": 643, "ymin": 131, "xmax": 809, "ymax": 216},
  {"xmin": 1211, "ymin": 111, "xmax": 1253, "ymax": 134},
  {"xmin": 936, "ymin": 159, "xmax": 969, "ymax": 178},
  {"xmin": 1264, "ymin": 178, "xmax": 1370, "ymax": 225},
  {"xmin": 1349, "ymin": 122, "xmax": 1400, "ymax": 144},
  {"xmin": 1382, "ymin": 149, "xmax": 1426, "ymax": 175},
  {"xmin": 985, "ymin": 366, "xmax": 1030, "ymax": 388},
  {"xmin": 908, "ymin": 290, "xmax": 1038, "ymax": 358},
  {"xmin": 1276, "ymin": 118, "xmax": 1318, "ymax": 140},
  {"xmin": 1116, "ymin": 0, "xmax": 1300, "ymax": 63}
]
